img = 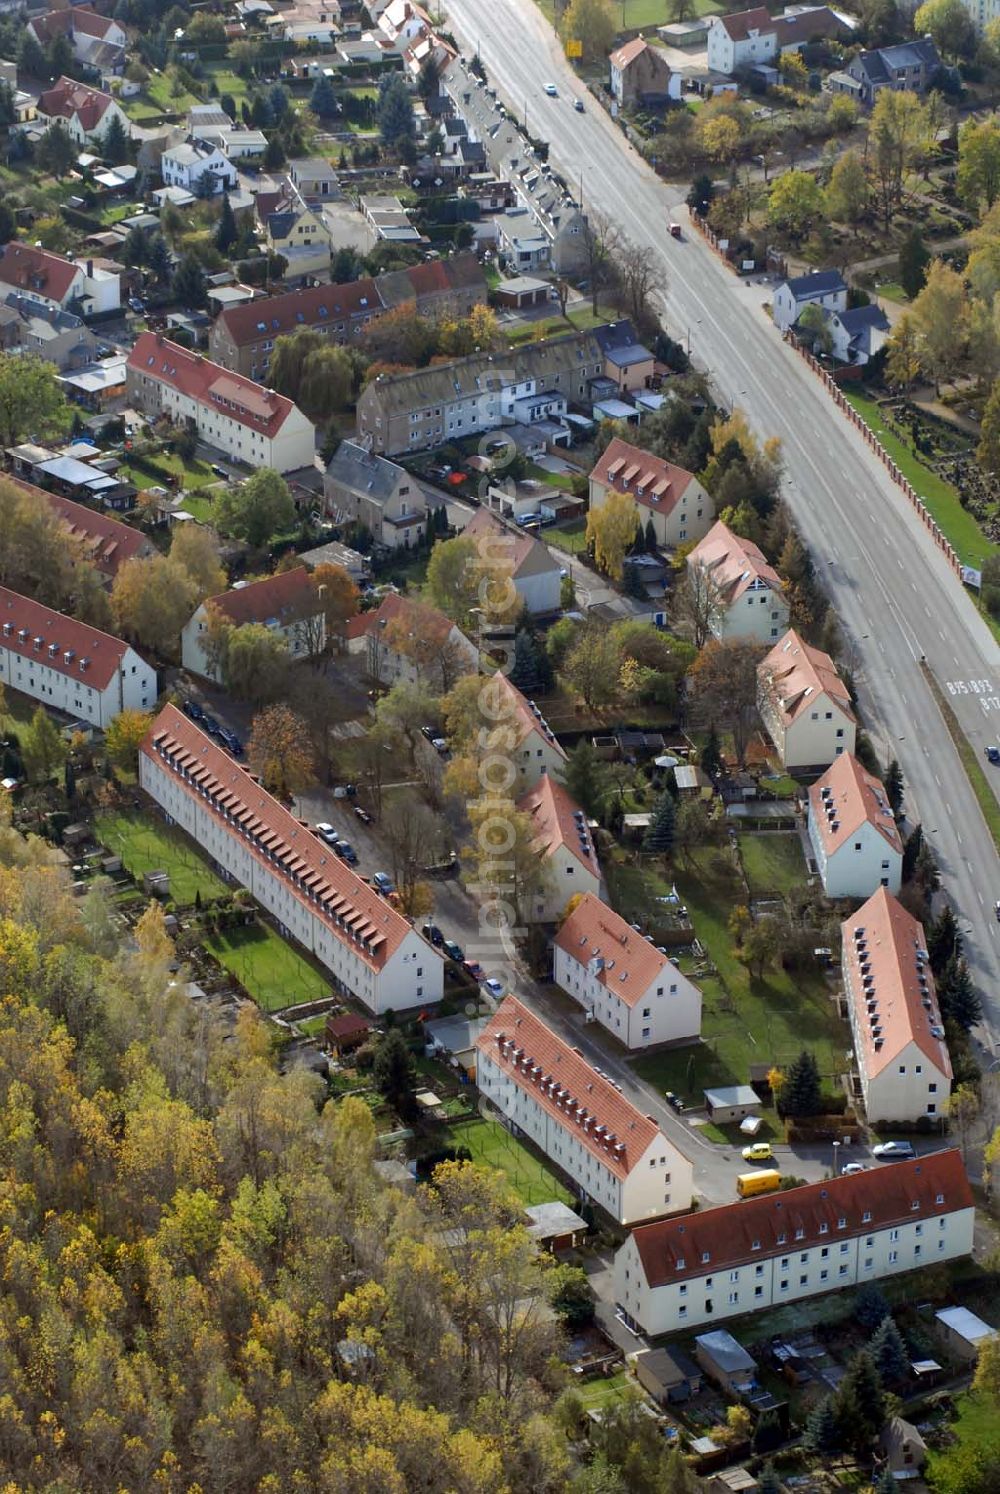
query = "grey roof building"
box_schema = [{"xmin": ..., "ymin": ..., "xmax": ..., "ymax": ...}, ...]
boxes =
[
  {"xmin": 836, "ymin": 37, "xmax": 941, "ymax": 104},
  {"xmin": 324, "ymin": 439, "xmax": 428, "ymax": 549}
]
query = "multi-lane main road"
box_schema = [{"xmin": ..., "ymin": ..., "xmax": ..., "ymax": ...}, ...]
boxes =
[{"xmin": 444, "ymin": 0, "xmax": 1000, "ymax": 1049}]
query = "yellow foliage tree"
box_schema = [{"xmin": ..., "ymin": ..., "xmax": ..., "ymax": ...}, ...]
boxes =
[
  {"xmin": 105, "ymin": 709, "xmax": 154, "ymax": 773},
  {"xmin": 585, "ymin": 490, "xmax": 639, "ymax": 582}
]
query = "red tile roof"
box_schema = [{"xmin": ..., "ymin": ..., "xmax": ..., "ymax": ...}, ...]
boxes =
[
  {"xmin": 206, "ymin": 567, "xmax": 318, "ymax": 628},
  {"xmin": 128, "ymin": 333, "xmax": 302, "ymax": 439},
  {"xmin": 610, "ymin": 36, "xmax": 649, "ymax": 67},
  {"xmin": 214, "ymin": 279, "xmax": 383, "ymax": 349},
  {"xmin": 463, "ymin": 507, "xmax": 557, "ymax": 581},
  {"xmin": 31, "ymin": 8, "xmax": 119, "ymax": 42},
  {"xmin": 0, "ymin": 583, "xmax": 134, "ymax": 690},
  {"xmin": 476, "ymin": 995, "xmax": 661, "ymax": 1178},
  {"xmin": 632, "ymin": 1149, "xmax": 971, "ymax": 1287},
  {"xmin": 809, "ymin": 753, "xmax": 902, "ymax": 860},
  {"xmin": 0, "ymin": 243, "xmax": 81, "ymax": 306},
  {"xmin": 590, "ymin": 437, "xmax": 698, "ymax": 518},
  {"xmin": 518, "ymin": 775, "xmax": 599, "ymax": 876},
  {"xmin": 489, "ymin": 670, "xmax": 566, "ymax": 758},
  {"xmin": 358, "ymin": 591, "xmax": 459, "ymax": 648},
  {"xmin": 717, "ymin": 5, "xmax": 773, "ymax": 41},
  {"xmin": 760, "ymin": 629, "xmax": 854, "ymax": 729},
  {"xmin": 9, "ymin": 477, "xmax": 151, "ymax": 580},
  {"xmin": 142, "ymin": 705, "xmax": 421, "ymax": 971},
  {"xmin": 841, "ymin": 888, "xmax": 953, "ymax": 1080},
  {"xmin": 38, "ymin": 76, "xmax": 116, "ymax": 133},
  {"xmin": 554, "ymin": 892, "xmax": 676, "ymax": 1007},
  {"xmin": 688, "ymin": 519, "xmax": 783, "ymax": 604}
]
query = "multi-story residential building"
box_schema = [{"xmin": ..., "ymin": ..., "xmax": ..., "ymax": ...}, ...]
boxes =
[
  {"xmin": 0, "ymin": 585, "xmax": 155, "ymax": 726},
  {"xmin": 463, "ymin": 509, "xmax": 562, "ymax": 616},
  {"xmin": 347, "ymin": 591, "xmax": 477, "ymax": 691},
  {"xmin": 209, "ymin": 280, "xmax": 383, "ymax": 380},
  {"xmin": 842, "ymin": 888, "xmax": 953, "ymax": 1126},
  {"xmin": 264, "ymin": 196, "xmax": 331, "ymax": 280},
  {"xmin": 554, "ymin": 892, "xmax": 702, "ymax": 1050},
  {"xmin": 589, "ymin": 437, "xmax": 714, "ymax": 551},
  {"xmin": 442, "ymin": 55, "xmax": 586, "ymax": 272},
  {"xmin": 323, "ymin": 440, "xmax": 428, "ymax": 549},
  {"xmin": 160, "ymin": 138, "xmax": 238, "ymax": 195},
  {"xmin": 0, "ymin": 294, "xmax": 98, "ymax": 370},
  {"xmin": 609, "ymin": 37, "xmax": 680, "ymax": 106},
  {"xmin": 476, "ymin": 995, "xmax": 694, "ymax": 1224},
  {"xmin": 517, "ymin": 775, "xmax": 602, "ymax": 922},
  {"xmin": 35, "ymin": 76, "xmax": 132, "ymax": 147},
  {"xmin": 375, "ymin": 253, "xmax": 487, "ymax": 320},
  {"xmin": 758, "ymin": 629, "xmax": 856, "ymax": 771},
  {"xmin": 832, "ymin": 38, "xmax": 941, "ymax": 106},
  {"xmin": 9, "ymin": 477, "xmax": 155, "ymax": 583},
  {"xmin": 140, "ymin": 705, "xmax": 443, "ymax": 1013},
  {"xmin": 706, "ymin": 4, "xmax": 849, "ymax": 73},
  {"xmin": 808, "ymin": 753, "xmax": 902, "ymax": 898},
  {"xmin": 181, "ymin": 568, "xmax": 325, "ymax": 681},
  {"xmin": 615, "ymin": 1150, "xmax": 973, "ymax": 1337},
  {"xmin": 126, "ymin": 333, "xmax": 316, "ymax": 473},
  {"xmin": 0, "ymin": 243, "xmax": 121, "ymax": 318},
  {"xmin": 356, "ymin": 330, "xmax": 608, "ymax": 455},
  {"xmin": 686, "ymin": 520, "xmax": 789, "ymax": 643},
  {"xmin": 487, "ymin": 670, "xmax": 566, "ymax": 790}
]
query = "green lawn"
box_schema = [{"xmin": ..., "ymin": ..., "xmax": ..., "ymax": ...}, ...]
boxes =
[
  {"xmin": 844, "ymin": 390, "xmax": 995, "ymax": 570},
  {"xmin": 204, "ymin": 923, "xmax": 331, "ymax": 1013},
  {"xmin": 875, "ymin": 280, "xmax": 909, "ymax": 305},
  {"xmin": 575, "ymin": 1372, "xmax": 633, "ymax": 1411},
  {"xmin": 120, "ymin": 449, "xmax": 221, "ymax": 493},
  {"xmin": 175, "ymin": 493, "xmax": 217, "ymax": 524},
  {"xmin": 447, "ymin": 1115, "xmax": 574, "ymax": 1208},
  {"xmin": 546, "ymin": 519, "xmax": 588, "ymax": 555},
  {"xmin": 738, "ymin": 832, "xmax": 807, "ymax": 898},
  {"xmin": 619, "ymin": 848, "xmax": 849, "ymax": 1108},
  {"xmin": 96, "ymin": 810, "xmax": 228, "ymax": 905},
  {"xmin": 537, "ymin": 0, "xmax": 721, "ymax": 24},
  {"xmin": 927, "ymin": 1392, "xmax": 1000, "ymax": 1492}
]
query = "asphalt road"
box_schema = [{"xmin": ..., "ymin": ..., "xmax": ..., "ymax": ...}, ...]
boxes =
[{"xmin": 442, "ymin": 1, "xmax": 1000, "ymax": 1056}]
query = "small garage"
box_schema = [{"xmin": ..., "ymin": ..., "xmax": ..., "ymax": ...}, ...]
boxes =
[
  {"xmin": 495, "ymin": 275, "xmax": 552, "ymax": 309},
  {"xmin": 703, "ymin": 1084, "xmax": 761, "ymax": 1125}
]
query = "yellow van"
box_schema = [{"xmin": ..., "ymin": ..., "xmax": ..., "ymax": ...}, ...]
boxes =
[{"xmin": 737, "ymin": 1169, "xmax": 781, "ymax": 1199}]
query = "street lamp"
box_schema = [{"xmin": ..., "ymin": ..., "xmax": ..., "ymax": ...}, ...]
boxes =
[{"xmin": 832, "ymin": 1139, "xmax": 841, "ymax": 1177}]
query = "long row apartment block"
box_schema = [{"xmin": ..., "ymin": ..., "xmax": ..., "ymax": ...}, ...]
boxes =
[{"xmin": 139, "ymin": 706, "xmax": 443, "ymax": 1013}]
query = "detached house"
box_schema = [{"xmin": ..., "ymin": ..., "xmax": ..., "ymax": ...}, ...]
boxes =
[
  {"xmin": 349, "ymin": 592, "xmax": 477, "ymax": 691},
  {"xmin": 833, "ymin": 38, "xmax": 941, "ymax": 106},
  {"xmin": 181, "ymin": 568, "xmax": 325, "ymax": 681},
  {"xmin": 27, "ymin": 9, "xmax": 126, "ymax": 75},
  {"xmin": 808, "ymin": 753, "xmax": 902, "ymax": 898},
  {"xmin": 589, "ymin": 437, "xmax": 714, "ymax": 551},
  {"xmin": 126, "ymin": 332, "xmax": 316, "ymax": 473},
  {"xmin": 758, "ymin": 628, "xmax": 856, "ymax": 771},
  {"xmin": 0, "ymin": 243, "xmax": 120, "ymax": 318},
  {"xmin": 687, "ymin": 520, "xmax": 788, "ymax": 643},
  {"xmin": 476, "ymin": 995, "xmax": 694, "ymax": 1225},
  {"xmin": 265, "ymin": 199, "xmax": 331, "ymax": 280},
  {"xmin": 463, "ymin": 508, "xmax": 562, "ymax": 616},
  {"xmin": 706, "ymin": 6, "xmax": 776, "ymax": 73},
  {"xmin": 517, "ymin": 776, "xmax": 602, "ymax": 922},
  {"xmin": 554, "ymin": 892, "xmax": 702, "ymax": 1051},
  {"xmin": 772, "ymin": 269, "xmax": 848, "ymax": 332},
  {"xmin": 324, "ymin": 440, "xmax": 428, "ymax": 549},
  {"xmin": 841, "ymin": 889, "xmax": 953, "ymax": 1125},
  {"xmin": 376, "ymin": 251, "xmax": 487, "ymax": 320},
  {"xmin": 615, "ymin": 1150, "xmax": 974, "ymax": 1337},
  {"xmin": 161, "ymin": 139, "xmax": 238, "ymax": 195},
  {"xmin": 608, "ymin": 37, "xmax": 679, "ymax": 106},
  {"xmin": 36, "ymin": 77, "xmax": 131, "ymax": 148}
]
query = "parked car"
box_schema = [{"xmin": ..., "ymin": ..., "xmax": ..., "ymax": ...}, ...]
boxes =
[
  {"xmin": 372, "ymin": 871, "xmax": 394, "ymax": 894},
  {"xmin": 128, "ymin": 296, "xmax": 145, "ymax": 314},
  {"xmin": 664, "ymin": 1091, "xmax": 684, "ymax": 1113},
  {"xmin": 316, "ymin": 823, "xmax": 339, "ymax": 845},
  {"xmin": 742, "ymin": 1142, "xmax": 773, "ymax": 1163},
  {"xmin": 201, "ymin": 714, "xmax": 220, "ymax": 736},
  {"xmin": 421, "ymin": 725, "xmax": 436, "ymax": 741},
  {"xmin": 431, "ymin": 738, "xmax": 449, "ymax": 756},
  {"xmin": 335, "ymin": 840, "xmax": 358, "ymax": 864},
  {"xmin": 986, "ymin": 745, "xmax": 1000, "ymax": 765},
  {"xmin": 354, "ymin": 806, "xmax": 373, "ymax": 824},
  {"xmin": 211, "ymin": 463, "xmax": 229, "ymax": 480},
  {"xmin": 482, "ymin": 977, "xmax": 505, "ymax": 998},
  {"xmin": 463, "ymin": 958, "xmax": 484, "ymax": 979},
  {"xmin": 422, "ymin": 923, "xmax": 444, "ymax": 946},
  {"xmin": 442, "ymin": 939, "xmax": 464, "ymax": 962},
  {"xmin": 872, "ymin": 1140, "xmax": 916, "ymax": 1160},
  {"xmin": 182, "ymin": 699, "xmax": 204, "ymax": 722},
  {"xmin": 840, "ymin": 1162, "xmax": 865, "ymax": 1176},
  {"xmin": 332, "ymin": 783, "xmax": 357, "ymax": 798}
]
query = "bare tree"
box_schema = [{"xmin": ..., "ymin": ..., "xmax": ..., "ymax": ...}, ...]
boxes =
[
  {"xmin": 672, "ymin": 565, "xmax": 725, "ymax": 649},
  {"xmin": 382, "ymin": 798, "xmax": 442, "ymax": 903},
  {"xmin": 580, "ymin": 209, "xmax": 621, "ymax": 316},
  {"xmin": 688, "ymin": 638, "xmax": 766, "ymax": 767},
  {"xmin": 613, "ymin": 234, "xmax": 667, "ymax": 335}
]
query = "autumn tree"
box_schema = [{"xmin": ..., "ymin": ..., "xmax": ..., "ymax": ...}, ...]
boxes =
[
  {"xmin": 767, "ymin": 169, "xmax": 824, "ymax": 241},
  {"xmin": 311, "ymin": 561, "xmax": 359, "ymax": 650},
  {"xmin": 111, "ymin": 554, "xmax": 199, "ymax": 659},
  {"xmin": 425, "ymin": 535, "xmax": 482, "ymax": 630},
  {"xmin": 914, "ymin": 0, "xmax": 976, "ymax": 58},
  {"xmin": 959, "ymin": 117, "xmax": 1000, "ymax": 215},
  {"xmin": 586, "ymin": 490, "xmax": 639, "ymax": 581},
  {"xmin": 688, "ymin": 637, "xmax": 766, "ymax": 766},
  {"xmin": 169, "ymin": 522, "xmax": 226, "ymax": 599},
  {"xmin": 105, "ymin": 710, "xmax": 154, "ymax": 772},
  {"xmin": 223, "ymin": 622, "xmax": 292, "ymax": 705},
  {"xmin": 22, "ymin": 706, "xmax": 66, "ymax": 783},
  {"xmin": 699, "ymin": 111, "xmax": 741, "ymax": 164},
  {"xmin": 465, "ymin": 802, "xmax": 551, "ymax": 924},
  {"xmin": 214, "ymin": 469, "xmax": 296, "ymax": 547},
  {"xmin": 248, "ymin": 704, "xmax": 316, "ymax": 798},
  {"xmin": 0, "ymin": 352, "xmax": 72, "ymax": 448},
  {"xmin": 979, "ymin": 379, "xmax": 1000, "ymax": 478},
  {"xmin": 868, "ymin": 89, "xmax": 930, "ymax": 230},
  {"xmin": 825, "ymin": 150, "xmax": 869, "ymax": 230},
  {"xmin": 560, "ymin": 0, "xmax": 615, "ymax": 61},
  {"xmin": 885, "ymin": 313, "xmax": 921, "ymax": 390},
  {"xmin": 910, "ymin": 259, "xmax": 968, "ymax": 392},
  {"xmin": 898, "ymin": 226, "xmax": 930, "ymax": 300},
  {"xmin": 563, "ymin": 623, "xmax": 623, "ymax": 710}
]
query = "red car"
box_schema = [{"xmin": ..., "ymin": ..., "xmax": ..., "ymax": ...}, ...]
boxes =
[{"xmin": 463, "ymin": 958, "xmax": 484, "ymax": 980}]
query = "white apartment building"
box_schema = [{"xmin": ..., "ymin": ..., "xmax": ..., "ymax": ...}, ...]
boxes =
[
  {"xmin": 348, "ymin": 592, "xmax": 478, "ymax": 693},
  {"xmin": 126, "ymin": 332, "xmax": 315, "ymax": 474},
  {"xmin": 488, "ymin": 670, "xmax": 567, "ymax": 791},
  {"xmin": 686, "ymin": 520, "xmax": 789, "ymax": 643},
  {"xmin": 476, "ymin": 995, "xmax": 693, "ymax": 1225},
  {"xmin": 517, "ymin": 775, "xmax": 602, "ymax": 922},
  {"xmin": 808, "ymin": 753, "xmax": 903, "ymax": 898},
  {"xmin": 758, "ymin": 629, "xmax": 856, "ymax": 771},
  {"xmin": 140, "ymin": 705, "xmax": 443, "ymax": 1014},
  {"xmin": 615, "ymin": 1150, "xmax": 973, "ymax": 1337},
  {"xmin": 0, "ymin": 242, "xmax": 121, "ymax": 317},
  {"xmin": 554, "ymin": 892, "xmax": 702, "ymax": 1050},
  {"xmin": 842, "ymin": 888, "xmax": 953, "ymax": 1126},
  {"xmin": 182, "ymin": 567, "xmax": 325, "ymax": 681},
  {"xmin": 0, "ymin": 585, "xmax": 155, "ymax": 727},
  {"xmin": 160, "ymin": 139, "xmax": 238, "ymax": 194},
  {"xmin": 588, "ymin": 437, "xmax": 715, "ymax": 552}
]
